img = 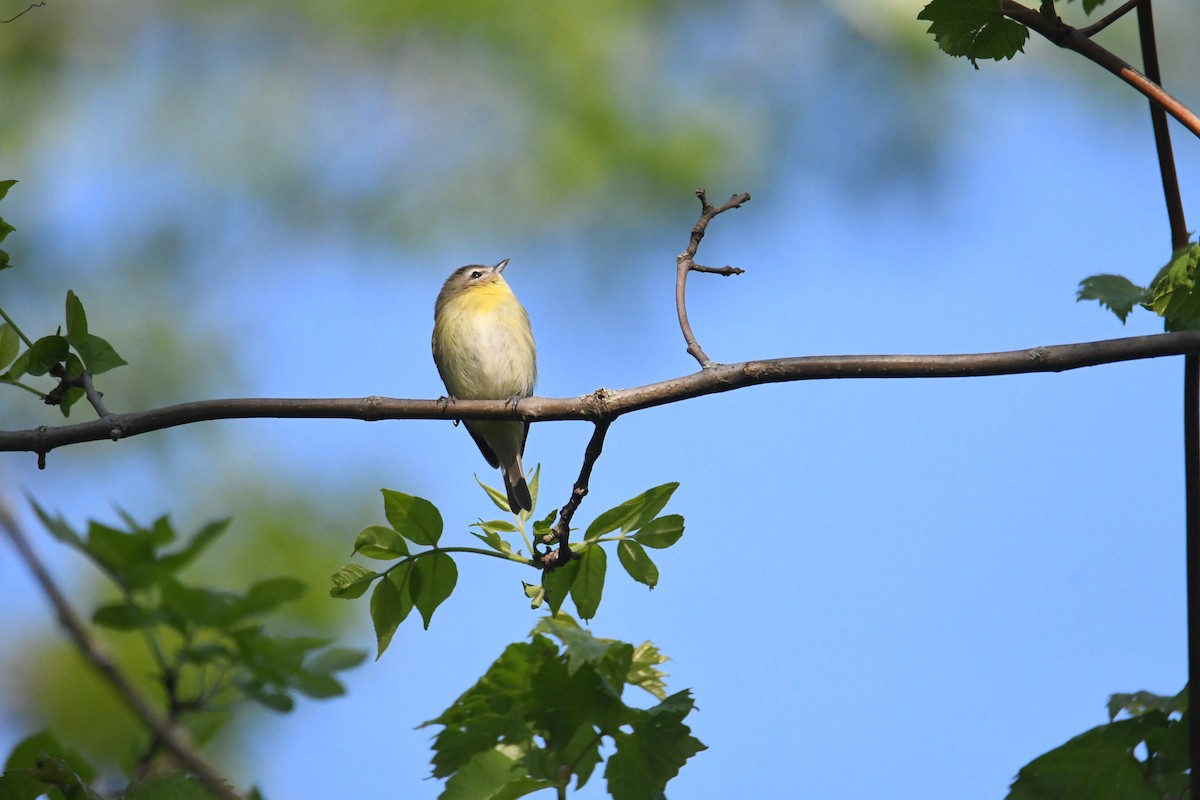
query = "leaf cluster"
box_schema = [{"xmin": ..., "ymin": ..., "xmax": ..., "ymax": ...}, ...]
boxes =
[
  {"xmin": 420, "ymin": 615, "xmax": 704, "ymax": 800},
  {"xmin": 333, "ymin": 475, "xmax": 686, "ymax": 661},
  {"xmin": 1078, "ymin": 243, "xmax": 1200, "ymax": 331},
  {"xmin": 1007, "ymin": 687, "xmax": 1188, "ymax": 799},
  {"xmin": 535, "ymin": 483, "xmax": 684, "ymax": 622},
  {"xmin": 917, "ymin": 0, "xmax": 1029, "ymax": 68},
  {"xmin": 31, "ymin": 503, "xmax": 365, "ymax": 719}
]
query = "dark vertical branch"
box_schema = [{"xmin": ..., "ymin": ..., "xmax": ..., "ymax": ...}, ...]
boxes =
[
  {"xmin": 1135, "ymin": 0, "xmax": 1198, "ymax": 775},
  {"xmin": 1136, "ymin": 0, "xmax": 1188, "ymax": 250}
]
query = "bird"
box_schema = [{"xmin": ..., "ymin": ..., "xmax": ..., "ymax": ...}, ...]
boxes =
[{"xmin": 432, "ymin": 259, "xmax": 537, "ymax": 514}]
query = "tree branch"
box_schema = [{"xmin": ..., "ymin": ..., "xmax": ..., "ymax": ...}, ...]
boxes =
[
  {"xmin": 1078, "ymin": 0, "xmax": 1141, "ymax": 38},
  {"xmin": 4, "ymin": 330, "xmax": 1200, "ymax": 459},
  {"xmin": 1001, "ymin": 0, "xmax": 1200, "ymax": 140},
  {"xmin": 0, "ymin": 500, "xmax": 242, "ymax": 800},
  {"xmin": 538, "ymin": 419, "xmax": 613, "ymax": 570},
  {"xmin": 676, "ymin": 189, "xmax": 750, "ymax": 368}
]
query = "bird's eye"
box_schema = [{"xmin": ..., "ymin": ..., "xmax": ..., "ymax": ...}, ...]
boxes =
[{"xmin": 470, "ymin": 270, "xmax": 484, "ymax": 279}]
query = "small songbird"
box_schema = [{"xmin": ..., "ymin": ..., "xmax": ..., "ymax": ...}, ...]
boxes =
[{"xmin": 432, "ymin": 259, "xmax": 537, "ymax": 513}]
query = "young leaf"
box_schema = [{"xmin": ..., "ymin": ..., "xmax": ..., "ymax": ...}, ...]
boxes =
[
  {"xmin": 155, "ymin": 518, "xmax": 231, "ymax": 575},
  {"xmin": 213, "ymin": 577, "xmax": 307, "ymax": 623},
  {"xmin": 0, "ymin": 323, "xmax": 18, "ymax": 371},
  {"xmin": 439, "ymin": 747, "xmax": 549, "ymax": 800},
  {"xmin": 93, "ymin": 602, "xmax": 163, "ymax": 630},
  {"xmin": 306, "ymin": 647, "xmax": 368, "ymax": 675},
  {"xmin": 632, "ymin": 515, "xmax": 684, "ymax": 549},
  {"xmin": 74, "ymin": 333, "xmax": 127, "ymax": 375},
  {"xmin": 571, "ymin": 546, "xmax": 607, "ymax": 621},
  {"xmin": 525, "ymin": 464, "xmax": 541, "ymax": 515},
  {"xmin": 382, "ymin": 489, "xmax": 443, "ymax": 545},
  {"xmin": 64, "ymin": 290, "xmax": 88, "ymax": 344},
  {"xmin": 918, "ymin": 0, "xmax": 1029, "ymax": 67},
  {"xmin": 354, "ymin": 524, "xmax": 410, "ymax": 560},
  {"xmin": 475, "ymin": 474, "xmax": 514, "ymax": 514},
  {"xmin": 329, "ymin": 563, "xmax": 379, "ymax": 599},
  {"xmin": 1147, "ymin": 244, "xmax": 1200, "ymax": 331},
  {"xmin": 0, "ymin": 179, "xmax": 15, "ymax": 202},
  {"xmin": 58, "ymin": 353, "xmax": 86, "ymax": 417},
  {"xmin": 627, "ymin": 641, "xmax": 670, "ymax": 701},
  {"xmin": 411, "ymin": 552, "xmax": 458, "ymax": 629},
  {"xmin": 30, "ymin": 499, "xmax": 85, "ymax": 548},
  {"xmin": 469, "ymin": 525, "xmax": 516, "ymax": 556},
  {"xmin": 544, "ymin": 557, "xmax": 581, "ymax": 616},
  {"xmin": 583, "ymin": 483, "xmax": 679, "ymax": 542},
  {"xmin": 1076, "ymin": 274, "xmax": 1148, "ymax": 324},
  {"xmin": 617, "ymin": 541, "xmax": 659, "ymax": 588},
  {"xmin": 21, "ymin": 334, "xmax": 68, "ymax": 377},
  {"xmin": 371, "ymin": 562, "xmax": 415, "ymax": 659}
]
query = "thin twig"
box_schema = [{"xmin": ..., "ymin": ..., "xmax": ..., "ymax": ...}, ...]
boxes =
[
  {"xmin": 1002, "ymin": 0, "xmax": 1200, "ymax": 140},
  {"xmin": 6, "ymin": 330, "xmax": 1200, "ymax": 457},
  {"xmin": 79, "ymin": 371, "xmax": 112, "ymax": 420},
  {"xmin": 0, "ymin": 0, "xmax": 43, "ymax": 24},
  {"xmin": 0, "ymin": 500, "xmax": 242, "ymax": 800},
  {"xmin": 539, "ymin": 419, "xmax": 613, "ymax": 570},
  {"xmin": 676, "ymin": 189, "xmax": 751, "ymax": 368},
  {"xmin": 1078, "ymin": 0, "xmax": 1141, "ymax": 38}
]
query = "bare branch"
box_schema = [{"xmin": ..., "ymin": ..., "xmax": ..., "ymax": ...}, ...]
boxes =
[
  {"xmin": 1078, "ymin": 0, "xmax": 1141, "ymax": 37},
  {"xmin": 1135, "ymin": 0, "xmax": 1188, "ymax": 250},
  {"xmin": 676, "ymin": 189, "xmax": 751, "ymax": 368},
  {"xmin": 1002, "ymin": 0, "xmax": 1200, "ymax": 139},
  {"xmin": 538, "ymin": 419, "xmax": 613, "ymax": 570},
  {"xmin": 0, "ymin": 500, "xmax": 242, "ymax": 800},
  {"xmin": 4, "ymin": 331, "xmax": 1200, "ymax": 458}
]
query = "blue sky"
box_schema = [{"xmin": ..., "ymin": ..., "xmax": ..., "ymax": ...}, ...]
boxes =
[{"xmin": 2, "ymin": 5, "xmax": 1199, "ymax": 798}]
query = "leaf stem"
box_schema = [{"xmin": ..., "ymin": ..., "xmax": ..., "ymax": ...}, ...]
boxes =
[{"xmin": 0, "ymin": 305, "xmax": 33, "ymax": 347}]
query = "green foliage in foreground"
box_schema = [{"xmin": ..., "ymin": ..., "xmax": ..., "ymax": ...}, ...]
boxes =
[
  {"xmin": 422, "ymin": 615, "xmax": 704, "ymax": 800},
  {"xmin": 1007, "ymin": 687, "xmax": 1188, "ymax": 799},
  {"xmin": 331, "ymin": 472, "xmax": 686, "ymax": 659}
]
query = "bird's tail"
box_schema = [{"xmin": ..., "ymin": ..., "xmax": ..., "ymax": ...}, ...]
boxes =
[{"xmin": 503, "ymin": 454, "xmax": 532, "ymax": 514}]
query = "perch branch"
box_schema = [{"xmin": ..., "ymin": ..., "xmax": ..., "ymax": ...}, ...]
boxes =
[
  {"xmin": 1078, "ymin": 0, "xmax": 1141, "ymax": 38},
  {"xmin": 5, "ymin": 330, "xmax": 1200, "ymax": 459},
  {"xmin": 0, "ymin": 500, "xmax": 242, "ymax": 800},
  {"xmin": 676, "ymin": 189, "xmax": 750, "ymax": 368}
]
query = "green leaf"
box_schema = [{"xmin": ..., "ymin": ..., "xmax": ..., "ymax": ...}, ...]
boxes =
[
  {"xmin": 1146, "ymin": 244, "xmax": 1200, "ymax": 331},
  {"xmin": 85, "ymin": 520, "xmax": 156, "ymax": 587},
  {"xmin": 0, "ymin": 180, "xmax": 15, "ymax": 202},
  {"xmin": 293, "ymin": 670, "xmax": 346, "ymax": 699},
  {"xmin": 632, "ymin": 515, "xmax": 684, "ymax": 549},
  {"xmin": 73, "ymin": 333, "xmax": 127, "ymax": 375},
  {"xmin": 441, "ymin": 746, "xmax": 550, "ymax": 800},
  {"xmin": 354, "ymin": 524, "xmax": 410, "ymax": 560},
  {"xmin": 64, "ymin": 291, "xmax": 88, "ymax": 344},
  {"xmin": 371, "ymin": 562, "xmax": 415, "ymax": 659},
  {"xmin": 627, "ymin": 641, "xmax": 670, "ymax": 701},
  {"xmin": 0, "ymin": 248, "xmax": 10, "ymax": 270},
  {"xmin": 58, "ymin": 353, "xmax": 85, "ymax": 418},
  {"xmin": 605, "ymin": 691, "xmax": 706, "ymax": 800},
  {"xmin": 213, "ymin": 577, "xmax": 307, "ymax": 623},
  {"xmin": 475, "ymin": 474, "xmax": 515, "ymax": 514},
  {"xmin": 382, "ymin": 488, "xmax": 443, "ymax": 545},
  {"xmin": 21, "ymin": 334, "xmax": 68, "ymax": 377},
  {"xmin": 1107, "ymin": 688, "xmax": 1187, "ymax": 721},
  {"xmin": 617, "ymin": 541, "xmax": 658, "ymax": 588},
  {"xmin": 584, "ymin": 483, "xmax": 679, "ymax": 542},
  {"xmin": 570, "ymin": 546, "xmax": 607, "ymax": 621},
  {"xmin": 92, "ymin": 602, "xmax": 162, "ymax": 630},
  {"xmin": 0, "ymin": 730, "xmax": 98, "ymax": 800},
  {"xmin": 155, "ymin": 518, "xmax": 231, "ymax": 575},
  {"xmin": 306, "ymin": 647, "xmax": 368, "ymax": 674},
  {"xmin": 0, "ymin": 324, "xmax": 18, "ymax": 371},
  {"xmin": 410, "ymin": 552, "xmax": 458, "ymax": 629},
  {"xmin": 1007, "ymin": 713, "xmax": 1168, "ymax": 800},
  {"xmin": 1076, "ymin": 275, "xmax": 1148, "ymax": 324},
  {"xmin": 123, "ymin": 773, "xmax": 215, "ymax": 800},
  {"xmin": 30, "ymin": 500, "xmax": 84, "ymax": 549},
  {"xmin": 918, "ymin": 0, "xmax": 1029, "ymax": 67},
  {"xmin": 239, "ymin": 680, "xmax": 295, "ymax": 712},
  {"xmin": 531, "ymin": 509, "xmax": 557, "ymax": 541},
  {"xmin": 469, "ymin": 521, "xmax": 517, "ymax": 556},
  {"xmin": 525, "ymin": 464, "xmax": 541, "ymax": 517},
  {"xmin": 544, "ymin": 556, "xmax": 580, "ymax": 616},
  {"xmin": 0, "ymin": 219, "xmax": 12, "ymax": 246},
  {"xmin": 329, "ymin": 562, "xmax": 379, "ymax": 599}
]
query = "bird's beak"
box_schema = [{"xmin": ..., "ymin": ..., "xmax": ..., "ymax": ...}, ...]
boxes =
[{"xmin": 495, "ymin": 258, "xmax": 510, "ymax": 273}]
